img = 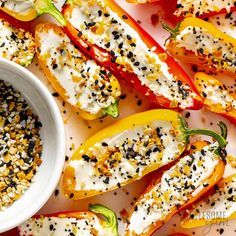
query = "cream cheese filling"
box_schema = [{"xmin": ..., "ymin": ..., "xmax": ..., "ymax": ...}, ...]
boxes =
[
  {"xmin": 207, "ymin": 12, "xmax": 236, "ymax": 39},
  {"xmin": 198, "ymin": 82, "xmax": 236, "ymax": 109},
  {"xmin": 0, "ymin": 19, "xmax": 34, "ymax": 65}
]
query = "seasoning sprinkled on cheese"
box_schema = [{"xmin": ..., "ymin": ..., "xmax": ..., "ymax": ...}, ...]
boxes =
[
  {"xmin": 206, "ymin": 11, "xmax": 236, "ymax": 37},
  {"xmin": 193, "ymin": 72, "xmax": 236, "ymax": 124},
  {"xmin": 0, "ymin": 18, "xmax": 35, "ymax": 66},
  {"xmin": 0, "ymin": 80, "xmax": 42, "ymax": 211},
  {"xmin": 195, "ymin": 76, "xmax": 236, "ymax": 111}
]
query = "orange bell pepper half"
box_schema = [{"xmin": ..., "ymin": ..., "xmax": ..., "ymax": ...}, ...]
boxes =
[
  {"xmin": 164, "ymin": 17, "xmax": 236, "ymax": 76},
  {"xmin": 61, "ymin": 0, "xmax": 202, "ymax": 110},
  {"xmin": 194, "ymin": 72, "xmax": 236, "ymax": 125},
  {"xmin": 181, "ymin": 173, "xmax": 236, "ymax": 228},
  {"xmin": 35, "ymin": 23, "xmax": 121, "ymax": 120},
  {"xmin": 125, "ymin": 134, "xmax": 227, "ymax": 235},
  {"xmin": 18, "ymin": 204, "xmax": 118, "ymax": 236},
  {"xmin": 62, "ymin": 109, "xmax": 227, "ymax": 200}
]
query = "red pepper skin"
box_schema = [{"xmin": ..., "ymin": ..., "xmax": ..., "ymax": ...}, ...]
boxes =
[
  {"xmin": 62, "ymin": 1, "xmax": 203, "ymax": 110},
  {"xmin": 0, "ymin": 10, "xmax": 32, "ymax": 31},
  {"xmin": 199, "ymin": 7, "xmax": 236, "ymax": 19}
]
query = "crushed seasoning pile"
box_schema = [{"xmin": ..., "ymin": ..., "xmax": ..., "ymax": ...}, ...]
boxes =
[{"xmin": 0, "ymin": 80, "xmax": 42, "ymax": 210}]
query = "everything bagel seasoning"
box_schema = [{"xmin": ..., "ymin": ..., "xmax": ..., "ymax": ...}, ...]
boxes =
[{"xmin": 0, "ymin": 80, "xmax": 42, "ymax": 210}]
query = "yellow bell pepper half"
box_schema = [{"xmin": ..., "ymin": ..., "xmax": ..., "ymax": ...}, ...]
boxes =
[
  {"xmin": 62, "ymin": 109, "xmax": 227, "ymax": 200},
  {"xmin": 0, "ymin": 0, "xmax": 65, "ymax": 24},
  {"xmin": 164, "ymin": 17, "xmax": 236, "ymax": 75}
]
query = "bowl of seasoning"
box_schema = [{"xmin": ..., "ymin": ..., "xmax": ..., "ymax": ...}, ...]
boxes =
[{"xmin": 0, "ymin": 58, "xmax": 65, "ymax": 233}]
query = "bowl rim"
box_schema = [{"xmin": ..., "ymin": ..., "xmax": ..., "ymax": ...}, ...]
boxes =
[{"xmin": 0, "ymin": 58, "xmax": 65, "ymax": 233}]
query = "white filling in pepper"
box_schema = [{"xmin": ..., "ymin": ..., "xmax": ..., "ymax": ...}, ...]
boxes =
[{"xmin": 187, "ymin": 177, "xmax": 236, "ymax": 221}]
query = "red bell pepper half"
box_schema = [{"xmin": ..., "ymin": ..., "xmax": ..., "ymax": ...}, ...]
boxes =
[{"xmin": 61, "ymin": 0, "xmax": 203, "ymax": 110}]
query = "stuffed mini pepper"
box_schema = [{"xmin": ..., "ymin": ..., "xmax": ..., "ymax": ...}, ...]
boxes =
[
  {"xmin": 0, "ymin": 0, "xmax": 65, "ymax": 23},
  {"xmin": 165, "ymin": 17, "xmax": 236, "ymax": 75},
  {"xmin": 35, "ymin": 23, "xmax": 121, "ymax": 120},
  {"xmin": 62, "ymin": 109, "xmax": 227, "ymax": 200},
  {"xmin": 125, "ymin": 138, "xmax": 227, "ymax": 235}
]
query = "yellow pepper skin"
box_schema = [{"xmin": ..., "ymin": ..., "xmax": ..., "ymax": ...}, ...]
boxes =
[
  {"xmin": 194, "ymin": 72, "xmax": 236, "ymax": 125},
  {"xmin": 181, "ymin": 173, "xmax": 236, "ymax": 228},
  {"xmin": 0, "ymin": 0, "xmax": 65, "ymax": 24},
  {"xmin": 125, "ymin": 139, "xmax": 226, "ymax": 236},
  {"xmin": 164, "ymin": 17, "xmax": 236, "ymax": 75},
  {"xmin": 62, "ymin": 109, "xmax": 227, "ymax": 200}
]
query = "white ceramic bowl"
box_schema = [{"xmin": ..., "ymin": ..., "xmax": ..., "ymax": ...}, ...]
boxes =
[{"xmin": 0, "ymin": 58, "xmax": 65, "ymax": 233}]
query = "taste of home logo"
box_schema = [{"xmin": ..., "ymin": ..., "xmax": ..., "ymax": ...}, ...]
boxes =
[{"xmin": 196, "ymin": 211, "xmax": 229, "ymax": 235}]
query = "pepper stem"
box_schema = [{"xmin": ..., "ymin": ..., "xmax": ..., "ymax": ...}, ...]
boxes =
[
  {"xmin": 89, "ymin": 204, "xmax": 118, "ymax": 236},
  {"xmin": 179, "ymin": 116, "xmax": 227, "ymax": 148},
  {"xmin": 104, "ymin": 100, "xmax": 119, "ymax": 118},
  {"xmin": 218, "ymin": 121, "xmax": 227, "ymax": 139},
  {"xmin": 161, "ymin": 21, "xmax": 180, "ymax": 38},
  {"xmin": 35, "ymin": 0, "xmax": 66, "ymax": 26}
]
